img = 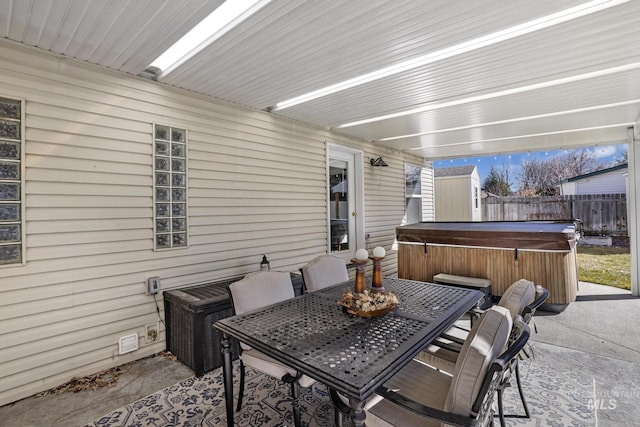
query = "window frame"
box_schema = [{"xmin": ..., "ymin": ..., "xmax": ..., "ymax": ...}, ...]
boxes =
[{"xmin": 474, "ymin": 185, "xmax": 480, "ymax": 210}]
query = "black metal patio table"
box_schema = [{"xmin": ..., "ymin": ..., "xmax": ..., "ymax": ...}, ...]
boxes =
[{"xmin": 214, "ymin": 276, "xmax": 482, "ymax": 427}]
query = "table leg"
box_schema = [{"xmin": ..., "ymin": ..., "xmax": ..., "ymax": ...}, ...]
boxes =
[
  {"xmin": 349, "ymin": 397, "xmax": 366, "ymax": 427},
  {"xmin": 221, "ymin": 333, "xmax": 234, "ymax": 427}
]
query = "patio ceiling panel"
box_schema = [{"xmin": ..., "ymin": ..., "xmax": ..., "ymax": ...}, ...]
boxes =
[
  {"xmin": 0, "ymin": 0, "xmax": 638, "ymax": 160},
  {"xmin": 276, "ymin": 1, "xmax": 640, "ymax": 128},
  {"xmin": 0, "ymin": 0, "xmax": 225, "ymax": 73},
  {"xmin": 343, "ymin": 69, "xmax": 640, "ymax": 142},
  {"xmin": 156, "ymin": 0, "xmax": 588, "ymax": 109},
  {"xmin": 385, "ymin": 104, "xmax": 640, "ymax": 153}
]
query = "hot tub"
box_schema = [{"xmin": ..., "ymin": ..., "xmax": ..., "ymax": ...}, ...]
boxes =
[{"xmin": 396, "ymin": 221, "xmax": 578, "ymax": 305}]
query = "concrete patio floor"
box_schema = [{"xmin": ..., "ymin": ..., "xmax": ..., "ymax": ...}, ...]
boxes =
[{"xmin": 1, "ymin": 281, "xmax": 638, "ymax": 427}]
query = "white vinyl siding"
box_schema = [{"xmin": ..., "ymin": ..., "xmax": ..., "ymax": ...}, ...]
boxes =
[
  {"xmin": 421, "ymin": 165, "xmax": 435, "ymax": 221},
  {"xmin": 566, "ymin": 171, "xmax": 627, "ymax": 195},
  {"xmin": 559, "ymin": 166, "xmax": 628, "ymax": 196},
  {"xmin": 0, "ymin": 41, "xmax": 429, "ymax": 406}
]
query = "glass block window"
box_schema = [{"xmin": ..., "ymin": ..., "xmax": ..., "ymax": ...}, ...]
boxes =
[
  {"xmin": 153, "ymin": 124, "xmax": 188, "ymax": 250},
  {"xmin": 0, "ymin": 97, "xmax": 23, "ymax": 265}
]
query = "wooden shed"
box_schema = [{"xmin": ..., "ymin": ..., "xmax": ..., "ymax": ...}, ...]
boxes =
[{"xmin": 434, "ymin": 165, "xmax": 482, "ymax": 221}]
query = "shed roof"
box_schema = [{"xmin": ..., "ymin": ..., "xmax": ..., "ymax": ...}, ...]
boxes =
[{"xmin": 434, "ymin": 165, "xmax": 477, "ymax": 178}]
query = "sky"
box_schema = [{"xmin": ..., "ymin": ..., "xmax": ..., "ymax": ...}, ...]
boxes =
[{"xmin": 433, "ymin": 144, "xmax": 628, "ymax": 187}]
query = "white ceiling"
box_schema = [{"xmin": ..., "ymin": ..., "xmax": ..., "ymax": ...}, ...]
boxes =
[{"xmin": 1, "ymin": 0, "xmax": 639, "ymax": 160}]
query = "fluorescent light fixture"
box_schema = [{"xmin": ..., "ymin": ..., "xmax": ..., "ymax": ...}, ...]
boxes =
[
  {"xmin": 403, "ymin": 123, "xmax": 632, "ymax": 153},
  {"xmin": 338, "ymin": 62, "xmax": 640, "ymax": 129},
  {"xmin": 149, "ymin": 0, "xmax": 271, "ymax": 78},
  {"xmin": 376, "ymin": 100, "xmax": 640, "ymax": 142},
  {"xmin": 270, "ymin": 0, "xmax": 628, "ymax": 112}
]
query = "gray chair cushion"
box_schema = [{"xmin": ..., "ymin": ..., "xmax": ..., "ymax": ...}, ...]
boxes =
[
  {"xmin": 229, "ymin": 271, "xmax": 295, "ymax": 351},
  {"xmin": 498, "ymin": 279, "xmax": 536, "ymax": 319},
  {"xmin": 230, "ymin": 271, "xmax": 316, "ymax": 392},
  {"xmin": 444, "ymin": 305, "xmax": 512, "ymax": 416},
  {"xmin": 301, "ymin": 255, "xmax": 349, "ymax": 292},
  {"xmin": 420, "ymin": 279, "xmax": 536, "ymax": 372},
  {"xmin": 369, "ymin": 359, "xmax": 452, "ymax": 427},
  {"xmin": 369, "ymin": 306, "xmax": 512, "ymax": 426},
  {"xmin": 229, "ymin": 271, "xmax": 294, "ymax": 315},
  {"xmin": 241, "ymin": 349, "xmax": 316, "ymax": 388}
]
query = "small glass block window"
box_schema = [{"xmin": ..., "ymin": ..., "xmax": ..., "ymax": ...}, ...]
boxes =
[
  {"xmin": 0, "ymin": 97, "xmax": 23, "ymax": 265},
  {"xmin": 153, "ymin": 124, "xmax": 188, "ymax": 250}
]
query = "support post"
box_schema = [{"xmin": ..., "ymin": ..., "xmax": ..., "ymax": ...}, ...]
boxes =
[{"xmin": 628, "ymin": 126, "xmax": 639, "ymax": 297}]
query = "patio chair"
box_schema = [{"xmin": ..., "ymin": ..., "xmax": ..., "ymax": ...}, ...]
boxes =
[
  {"xmin": 300, "ymin": 255, "xmax": 351, "ymax": 424},
  {"xmin": 227, "ymin": 271, "xmax": 316, "ymax": 427},
  {"xmin": 369, "ymin": 306, "xmax": 530, "ymax": 427},
  {"xmin": 417, "ymin": 279, "xmax": 549, "ymax": 425},
  {"xmin": 300, "ymin": 254, "xmax": 349, "ymax": 292}
]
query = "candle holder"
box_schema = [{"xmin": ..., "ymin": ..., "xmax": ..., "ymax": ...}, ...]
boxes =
[
  {"xmin": 369, "ymin": 256, "xmax": 385, "ymax": 291},
  {"xmin": 351, "ymin": 258, "xmax": 369, "ymax": 293}
]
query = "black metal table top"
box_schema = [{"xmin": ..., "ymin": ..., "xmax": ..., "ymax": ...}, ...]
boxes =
[{"xmin": 214, "ymin": 277, "xmax": 482, "ymax": 401}]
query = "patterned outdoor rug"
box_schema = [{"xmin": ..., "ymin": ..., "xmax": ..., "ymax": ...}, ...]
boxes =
[{"xmin": 85, "ymin": 342, "xmax": 597, "ymax": 427}]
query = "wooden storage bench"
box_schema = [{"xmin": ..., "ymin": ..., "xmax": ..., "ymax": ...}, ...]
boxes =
[{"xmin": 433, "ymin": 273, "xmax": 492, "ymax": 309}]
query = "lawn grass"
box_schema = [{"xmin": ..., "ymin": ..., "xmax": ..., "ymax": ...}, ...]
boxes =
[{"xmin": 576, "ymin": 245, "xmax": 630, "ymax": 290}]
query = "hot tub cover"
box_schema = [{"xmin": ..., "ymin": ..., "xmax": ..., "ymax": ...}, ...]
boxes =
[{"xmin": 396, "ymin": 221, "xmax": 576, "ymax": 251}]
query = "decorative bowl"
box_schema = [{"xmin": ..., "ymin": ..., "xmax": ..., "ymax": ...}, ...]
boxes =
[
  {"xmin": 341, "ymin": 303, "xmax": 398, "ymax": 318},
  {"xmin": 338, "ymin": 289, "xmax": 400, "ymax": 318}
]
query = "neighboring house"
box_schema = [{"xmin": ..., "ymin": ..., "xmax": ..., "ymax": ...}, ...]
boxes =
[
  {"xmin": 434, "ymin": 165, "xmax": 482, "ymax": 221},
  {"xmin": 558, "ymin": 164, "xmax": 628, "ymax": 195}
]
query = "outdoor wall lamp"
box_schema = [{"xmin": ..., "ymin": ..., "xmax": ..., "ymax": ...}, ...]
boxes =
[{"xmin": 370, "ymin": 157, "xmax": 388, "ymax": 167}]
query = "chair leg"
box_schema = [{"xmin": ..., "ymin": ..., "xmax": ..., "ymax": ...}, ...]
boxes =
[
  {"xmin": 289, "ymin": 380, "xmax": 301, "ymax": 427},
  {"xmin": 236, "ymin": 359, "xmax": 246, "ymax": 412},
  {"xmin": 497, "ymin": 388, "xmax": 506, "ymax": 427},
  {"xmin": 515, "ymin": 362, "xmax": 531, "ymax": 418}
]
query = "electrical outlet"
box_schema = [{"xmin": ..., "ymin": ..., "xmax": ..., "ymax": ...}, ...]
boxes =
[
  {"xmin": 145, "ymin": 323, "xmax": 159, "ymax": 343},
  {"xmin": 147, "ymin": 277, "xmax": 160, "ymax": 295}
]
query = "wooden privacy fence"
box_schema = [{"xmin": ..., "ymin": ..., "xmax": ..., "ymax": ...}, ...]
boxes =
[{"xmin": 482, "ymin": 193, "xmax": 627, "ymax": 235}]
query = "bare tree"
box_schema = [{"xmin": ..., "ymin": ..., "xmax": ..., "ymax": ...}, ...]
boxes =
[
  {"xmin": 613, "ymin": 150, "xmax": 628, "ymax": 166},
  {"xmin": 519, "ymin": 158, "xmax": 556, "ymax": 195},
  {"xmin": 518, "ymin": 149, "xmax": 599, "ymax": 196}
]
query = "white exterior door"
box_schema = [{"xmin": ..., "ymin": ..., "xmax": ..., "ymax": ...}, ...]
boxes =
[{"xmin": 327, "ymin": 145, "xmax": 365, "ymax": 260}]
